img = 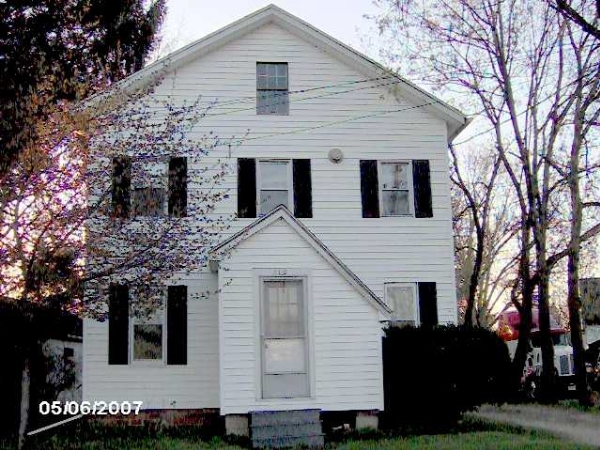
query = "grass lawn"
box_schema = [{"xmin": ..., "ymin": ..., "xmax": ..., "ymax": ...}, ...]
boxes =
[{"xmin": 13, "ymin": 420, "xmax": 593, "ymax": 450}]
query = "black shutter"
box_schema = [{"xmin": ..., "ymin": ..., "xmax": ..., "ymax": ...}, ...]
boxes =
[
  {"xmin": 360, "ymin": 160, "xmax": 380, "ymax": 218},
  {"xmin": 168, "ymin": 157, "xmax": 187, "ymax": 217},
  {"xmin": 418, "ymin": 282, "xmax": 438, "ymax": 327},
  {"xmin": 108, "ymin": 284, "xmax": 129, "ymax": 365},
  {"xmin": 292, "ymin": 159, "xmax": 312, "ymax": 218},
  {"xmin": 167, "ymin": 285, "xmax": 187, "ymax": 365},
  {"xmin": 112, "ymin": 156, "xmax": 131, "ymax": 218},
  {"xmin": 237, "ymin": 158, "xmax": 256, "ymax": 218},
  {"xmin": 412, "ymin": 160, "xmax": 433, "ymax": 218}
]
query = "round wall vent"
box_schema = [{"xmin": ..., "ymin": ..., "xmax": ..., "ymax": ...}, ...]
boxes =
[{"xmin": 328, "ymin": 148, "xmax": 344, "ymax": 163}]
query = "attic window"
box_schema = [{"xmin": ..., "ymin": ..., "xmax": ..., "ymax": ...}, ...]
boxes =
[{"xmin": 257, "ymin": 62, "xmax": 289, "ymax": 115}]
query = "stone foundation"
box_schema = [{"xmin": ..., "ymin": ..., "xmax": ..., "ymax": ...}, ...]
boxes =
[
  {"xmin": 225, "ymin": 414, "xmax": 250, "ymax": 437},
  {"xmin": 355, "ymin": 410, "xmax": 379, "ymax": 430}
]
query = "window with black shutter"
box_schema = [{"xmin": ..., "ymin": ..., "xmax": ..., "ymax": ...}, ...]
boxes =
[
  {"xmin": 169, "ymin": 157, "xmax": 187, "ymax": 217},
  {"xmin": 112, "ymin": 156, "xmax": 131, "ymax": 218},
  {"xmin": 108, "ymin": 284, "xmax": 129, "ymax": 365},
  {"xmin": 237, "ymin": 158, "xmax": 312, "ymax": 218},
  {"xmin": 360, "ymin": 159, "xmax": 433, "ymax": 218}
]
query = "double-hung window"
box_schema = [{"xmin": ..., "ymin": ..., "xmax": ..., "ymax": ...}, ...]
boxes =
[
  {"xmin": 111, "ymin": 156, "xmax": 187, "ymax": 218},
  {"xmin": 258, "ymin": 160, "xmax": 292, "ymax": 215},
  {"xmin": 257, "ymin": 62, "xmax": 289, "ymax": 115},
  {"xmin": 360, "ymin": 160, "xmax": 433, "ymax": 218},
  {"xmin": 380, "ymin": 162, "xmax": 412, "ymax": 216},
  {"xmin": 261, "ymin": 278, "xmax": 309, "ymax": 398},
  {"xmin": 385, "ymin": 283, "xmax": 418, "ymax": 327},
  {"xmin": 131, "ymin": 288, "xmax": 164, "ymax": 362}
]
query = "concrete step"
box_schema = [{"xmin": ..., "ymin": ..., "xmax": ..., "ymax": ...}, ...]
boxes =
[
  {"xmin": 252, "ymin": 434, "xmax": 324, "ymax": 449},
  {"xmin": 250, "ymin": 409, "xmax": 323, "ymax": 449}
]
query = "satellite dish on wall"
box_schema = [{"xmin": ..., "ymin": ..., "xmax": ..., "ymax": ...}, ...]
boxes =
[{"xmin": 328, "ymin": 148, "xmax": 344, "ymax": 163}]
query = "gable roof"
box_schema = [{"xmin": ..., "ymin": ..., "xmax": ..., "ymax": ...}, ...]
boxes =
[
  {"xmin": 210, "ymin": 206, "xmax": 392, "ymax": 315},
  {"xmin": 95, "ymin": 4, "xmax": 469, "ymax": 142}
]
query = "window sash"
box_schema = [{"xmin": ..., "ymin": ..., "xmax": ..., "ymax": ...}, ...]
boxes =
[
  {"xmin": 385, "ymin": 283, "xmax": 419, "ymax": 325},
  {"xmin": 257, "ymin": 63, "xmax": 289, "ymax": 115},
  {"xmin": 130, "ymin": 288, "xmax": 165, "ymax": 363},
  {"xmin": 257, "ymin": 160, "xmax": 292, "ymax": 214},
  {"xmin": 379, "ymin": 161, "xmax": 413, "ymax": 216}
]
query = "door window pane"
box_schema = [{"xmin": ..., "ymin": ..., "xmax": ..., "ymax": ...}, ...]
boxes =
[
  {"xmin": 264, "ymin": 338, "xmax": 306, "ymax": 373},
  {"xmin": 263, "ymin": 373, "xmax": 309, "ymax": 398}
]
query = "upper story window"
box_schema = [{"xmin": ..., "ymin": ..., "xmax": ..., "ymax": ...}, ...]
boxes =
[
  {"xmin": 258, "ymin": 160, "xmax": 292, "ymax": 215},
  {"xmin": 360, "ymin": 159, "xmax": 433, "ymax": 218},
  {"xmin": 380, "ymin": 162, "xmax": 412, "ymax": 216},
  {"xmin": 257, "ymin": 62, "xmax": 289, "ymax": 115},
  {"xmin": 111, "ymin": 156, "xmax": 187, "ymax": 218},
  {"xmin": 237, "ymin": 158, "xmax": 312, "ymax": 219}
]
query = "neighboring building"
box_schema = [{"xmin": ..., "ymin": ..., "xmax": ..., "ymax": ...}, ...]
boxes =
[
  {"xmin": 82, "ymin": 4, "xmax": 469, "ymax": 443},
  {"xmin": 0, "ymin": 297, "xmax": 82, "ymax": 438}
]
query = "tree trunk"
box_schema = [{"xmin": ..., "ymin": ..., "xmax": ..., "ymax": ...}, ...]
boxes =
[
  {"xmin": 568, "ymin": 270, "xmax": 591, "ymax": 405},
  {"xmin": 538, "ymin": 271, "xmax": 558, "ymax": 403},
  {"xmin": 17, "ymin": 355, "xmax": 30, "ymax": 450}
]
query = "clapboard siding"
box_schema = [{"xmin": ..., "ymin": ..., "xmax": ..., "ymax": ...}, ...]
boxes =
[
  {"xmin": 82, "ymin": 274, "xmax": 220, "ymax": 409},
  {"xmin": 85, "ymin": 18, "xmax": 459, "ymax": 413},
  {"xmin": 218, "ymin": 220, "xmax": 383, "ymax": 414}
]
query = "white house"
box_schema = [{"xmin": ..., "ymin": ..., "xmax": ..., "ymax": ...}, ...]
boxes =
[{"xmin": 83, "ymin": 4, "xmax": 469, "ymax": 446}]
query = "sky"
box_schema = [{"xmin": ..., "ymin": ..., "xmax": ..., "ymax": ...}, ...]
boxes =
[{"xmin": 158, "ymin": 0, "xmax": 382, "ymax": 60}]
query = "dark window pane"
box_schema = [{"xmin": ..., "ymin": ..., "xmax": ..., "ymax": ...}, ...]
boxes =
[
  {"xmin": 132, "ymin": 187, "xmax": 165, "ymax": 216},
  {"xmin": 382, "ymin": 190, "xmax": 409, "ymax": 216},
  {"xmin": 134, "ymin": 324, "xmax": 162, "ymax": 360}
]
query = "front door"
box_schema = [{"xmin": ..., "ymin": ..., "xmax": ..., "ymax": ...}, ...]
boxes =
[{"xmin": 261, "ymin": 278, "xmax": 309, "ymax": 398}]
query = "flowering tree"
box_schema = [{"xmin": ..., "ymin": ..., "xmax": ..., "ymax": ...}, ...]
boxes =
[{"xmin": 0, "ymin": 76, "xmax": 237, "ymax": 445}]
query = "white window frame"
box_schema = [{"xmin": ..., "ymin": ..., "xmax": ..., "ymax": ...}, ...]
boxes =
[
  {"xmin": 378, "ymin": 161, "xmax": 414, "ymax": 217},
  {"xmin": 256, "ymin": 159, "xmax": 294, "ymax": 216},
  {"xmin": 129, "ymin": 290, "xmax": 166, "ymax": 365},
  {"xmin": 253, "ymin": 269, "xmax": 315, "ymax": 402},
  {"xmin": 384, "ymin": 282, "xmax": 419, "ymax": 326}
]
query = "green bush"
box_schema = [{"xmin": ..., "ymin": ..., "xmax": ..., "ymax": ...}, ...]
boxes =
[{"xmin": 381, "ymin": 325, "xmax": 514, "ymax": 431}]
